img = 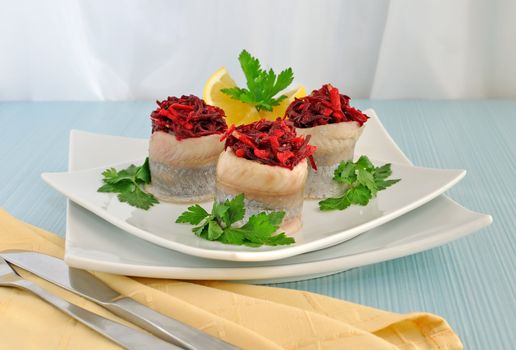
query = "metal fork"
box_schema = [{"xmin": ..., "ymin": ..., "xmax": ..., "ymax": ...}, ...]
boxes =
[{"xmin": 0, "ymin": 257, "xmax": 182, "ymax": 350}]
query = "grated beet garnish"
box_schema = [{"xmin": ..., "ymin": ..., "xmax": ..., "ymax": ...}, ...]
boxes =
[
  {"xmin": 222, "ymin": 118, "xmax": 317, "ymax": 170},
  {"xmin": 151, "ymin": 95, "xmax": 227, "ymax": 140},
  {"xmin": 285, "ymin": 84, "xmax": 369, "ymax": 128}
]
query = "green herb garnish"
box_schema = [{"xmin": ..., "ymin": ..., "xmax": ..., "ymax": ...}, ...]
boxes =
[
  {"xmin": 319, "ymin": 156, "xmax": 400, "ymax": 211},
  {"xmin": 98, "ymin": 157, "xmax": 159, "ymax": 210},
  {"xmin": 221, "ymin": 50, "xmax": 294, "ymax": 112},
  {"xmin": 176, "ymin": 194, "xmax": 295, "ymax": 247}
]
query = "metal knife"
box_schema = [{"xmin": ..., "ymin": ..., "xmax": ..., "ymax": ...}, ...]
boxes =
[
  {"xmin": 0, "ymin": 256, "xmax": 181, "ymax": 350},
  {"xmin": 0, "ymin": 250, "xmax": 240, "ymax": 350}
]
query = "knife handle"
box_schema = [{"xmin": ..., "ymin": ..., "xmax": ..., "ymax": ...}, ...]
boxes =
[
  {"xmin": 12, "ymin": 279, "xmax": 181, "ymax": 350},
  {"xmin": 106, "ymin": 297, "xmax": 240, "ymax": 350}
]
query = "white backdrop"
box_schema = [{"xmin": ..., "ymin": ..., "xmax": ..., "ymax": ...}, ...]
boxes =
[{"xmin": 1, "ymin": 0, "xmax": 514, "ymax": 101}]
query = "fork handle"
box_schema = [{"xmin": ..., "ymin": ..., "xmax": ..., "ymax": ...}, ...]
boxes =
[
  {"xmin": 12, "ymin": 279, "xmax": 182, "ymax": 350},
  {"xmin": 106, "ymin": 297, "xmax": 240, "ymax": 350}
]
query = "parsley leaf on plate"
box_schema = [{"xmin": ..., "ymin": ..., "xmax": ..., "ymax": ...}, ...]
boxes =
[
  {"xmin": 135, "ymin": 157, "xmax": 152, "ymax": 183},
  {"xmin": 318, "ymin": 196, "xmax": 351, "ymax": 211},
  {"xmin": 224, "ymin": 193, "xmax": 246, "ymax": 226},
  {"xmin": 207, "ymin": 220, "xmax": 224, "ymax": 240},
  {"xmin": 97, "ymin": 157, "xmax": 159, "ymax": 210},
  {"xmin": 176, "ymin": 204, "xmax": 209, "ymax": 225},
  {"xmin": 176, "ymin": 193, "xmax": 295, "ymax": 247},
  {"xmin": 319, "ymin": 156, "xmax": 400, "ymax": 211},
  {"xmin": 117, "ymin": 185, "xmax": 158, "ymax": 210},
  {"xmin": 221, "ymin": 50, "xmax": 294, "ymax": 112}
]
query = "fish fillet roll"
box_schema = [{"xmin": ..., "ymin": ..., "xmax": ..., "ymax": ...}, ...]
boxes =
[
  {"xmin": 217, "ymin": 118, "xmax": 316, "ymax": 235},
  {"xmin": 286, "ymin": 84, "xmax": 369, "ymax": 199},
  {"xmin": 148, "ymin": 95, "xmax": 227, "ymax": 203}
]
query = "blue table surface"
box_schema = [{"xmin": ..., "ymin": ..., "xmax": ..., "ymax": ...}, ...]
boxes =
[{"xmin": 0, "ymin": 100, "xmax": 514, "ymax": 349}]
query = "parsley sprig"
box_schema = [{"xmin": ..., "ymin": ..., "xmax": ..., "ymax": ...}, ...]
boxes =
[
  {"xmin": 319, "ymin": 156, "xmax": 400, "ymax": 211},
  {"xmin": 221, "ymin": 50, "xmax": 294, "ymax": 112},
  {"xmin": 98, "ymin": 158, "xmax": 159, "ymax": 210},
  {"xmin": 176, "ymin": 194, "xmax": 295, "ymax": 247}
]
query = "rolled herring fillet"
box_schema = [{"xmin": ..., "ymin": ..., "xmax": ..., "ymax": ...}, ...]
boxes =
[
  {"xmin": 147, "ymin": 131, "xmax": 224, "ymax": 203},
  {"xmin": 285, "ymin": 84, "xmax": 369, "ymax": 199},
  {"xmin": 217, "ymin": 118, "xmax": 315, "ymax": 235},
  {"xmin": 296, "ymin": 121, "xmax": 364, "ymax": 198},
  {"xmin": 146, "ymin": 95, "xmax": 227, "ymax": 203},
  {"xmin": 216, "ymin": 149, "xmax": 307, "ymax": 235}
]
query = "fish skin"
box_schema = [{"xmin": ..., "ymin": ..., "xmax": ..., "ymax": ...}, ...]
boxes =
[{"xmin": 147, "ymin": 160, "xmax": 216, "ymax": 203}]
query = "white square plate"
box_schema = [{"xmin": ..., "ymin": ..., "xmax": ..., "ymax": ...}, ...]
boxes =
[
  {"xmin": 43, "ymin": 110, "xmax": 466, "ymax": 262},
  {"xmin": 60, "ymin": 110, "xmax": 491, "ymax": 282}
]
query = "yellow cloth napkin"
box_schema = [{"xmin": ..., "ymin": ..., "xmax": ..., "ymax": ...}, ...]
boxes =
[{"xmin": 0, "ymin": 209, "xmax": 462, "ymax": 350}]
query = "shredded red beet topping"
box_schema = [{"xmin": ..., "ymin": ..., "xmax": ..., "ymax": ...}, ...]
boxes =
[
  {"xmin": 285, "ymin": 84, "xmax": 368, "ymax": 128},
  {"xmin": 222, "ymin": 118, "xmax": 317, "ymax": 170},
  {"xmin": 151, "ymin": 95, "xmax": 227, "ymax": 140}
]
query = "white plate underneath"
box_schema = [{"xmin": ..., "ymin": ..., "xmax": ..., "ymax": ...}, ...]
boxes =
[
  {"xmin": 62, "ymin": 111, "xmax": 491, "ymax": 282},
  {"xmin": 43, "ymin": 110, "xmax": 466, "ymax": 262}
]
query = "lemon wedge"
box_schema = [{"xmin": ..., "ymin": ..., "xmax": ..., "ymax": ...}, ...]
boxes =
[{"xmin": 203, "ymin": 67, "xmax": 305, "ymax": 125}]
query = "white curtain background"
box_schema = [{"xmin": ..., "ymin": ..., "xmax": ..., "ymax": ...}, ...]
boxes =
[{"xmin": 1, "ymin": 0, "xmax": 514, "ymax": 100}]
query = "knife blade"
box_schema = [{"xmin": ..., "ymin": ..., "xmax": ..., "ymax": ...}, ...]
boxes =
[
  {"xmin": 0, "ymin": 256, "xmax": 182, "ymax": 350},
  {"xmin": 1, "ymin": 250, "xmax": 240, "ymax": 350}
]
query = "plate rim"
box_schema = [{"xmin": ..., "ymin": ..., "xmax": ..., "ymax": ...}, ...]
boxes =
[
  {"xmin": 62, "ymin": 109, "xmax": 492, "ymax": 281},
  {"xmin": 51, "ymin": 109, "xmax": 469, "ymax": 262},
  {"xmin": 64, "ymin": 199, "xmax": 491, "ymax": 281},
  {"xmin": 44, "ymin": 158, "xmax": 466, "ymax": 262}
]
